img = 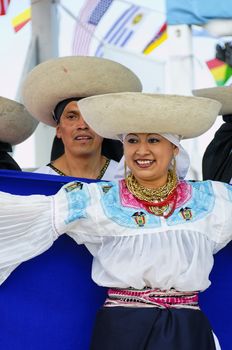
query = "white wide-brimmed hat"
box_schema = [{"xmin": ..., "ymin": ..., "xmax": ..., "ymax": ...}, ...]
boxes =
[
  {"xmin": 0, "ymin": 96, "xmax": 38, "ymax": 145},
  {"xmin": 192, "ymin": 85, "xmax": 232, "ymax": 115},
  {"xmin": 21, "ymin": 56, "xmax": 142, "ymax": 127},
  {"xmin": 78, "ymin": 92, "xmax": 222, "ymax": 140}
]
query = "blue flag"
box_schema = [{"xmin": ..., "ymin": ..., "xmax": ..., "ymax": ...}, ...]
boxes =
[{"xmin": 167, "ymin": 0, "xmax": 232, "ymax": 25}]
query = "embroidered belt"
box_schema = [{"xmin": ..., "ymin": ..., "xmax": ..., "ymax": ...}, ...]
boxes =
[{"xmin": 104, "ymin": 287, "xmax": 199, "ymax": 310}]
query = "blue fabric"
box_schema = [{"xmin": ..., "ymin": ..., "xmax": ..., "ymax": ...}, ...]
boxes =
[
  {"xmin": 0, "ymin": 170, "xmax": 231, "ymax": 349},
  {"xmin": 167, "ymin": 0, "xmax": 232, "ymax": 25},
  {"xmin": 0, "ymin": 170, "xmax": 106, "ymax": 350}
]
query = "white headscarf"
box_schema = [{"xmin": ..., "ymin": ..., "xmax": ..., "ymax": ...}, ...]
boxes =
[
  {"xmin": 160, "ymin": 133, "xmax": 190, "ymax": 179},
  {"xmin": 119, "ymin": 133, "xmax": 190, "ymax": 180}
]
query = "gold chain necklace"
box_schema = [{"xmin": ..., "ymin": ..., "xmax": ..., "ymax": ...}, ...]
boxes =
[
  {"xmin": 126, "ymin": 170, "xmax": 178, "ymax": 202},
  {"xmin": 125, "ymin": 170, "xmax": 178, "ymax": 217}
]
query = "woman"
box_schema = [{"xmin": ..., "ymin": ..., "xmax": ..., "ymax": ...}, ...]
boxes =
[{"xmin": 0, "ymin": 92, "xmax": 229, "ymax": 350}]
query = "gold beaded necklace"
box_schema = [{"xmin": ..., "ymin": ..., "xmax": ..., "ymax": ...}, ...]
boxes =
[{"xmin": 125, "ymin": 170, "xmax": 178, "ymax": 217}]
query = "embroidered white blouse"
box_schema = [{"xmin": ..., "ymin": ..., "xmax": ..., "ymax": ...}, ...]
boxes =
[{"xmin": 0, "ymin": 179, "xmax": 231, "ymax": 291}]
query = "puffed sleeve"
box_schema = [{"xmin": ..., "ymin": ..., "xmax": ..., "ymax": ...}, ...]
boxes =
[
  {"xmin": 52, "ymin": 181, "xmax": 100, "ymax": 242},
  {"xmin": 0, "ymin": 191, "xmax": 58, "ymax": 285}
]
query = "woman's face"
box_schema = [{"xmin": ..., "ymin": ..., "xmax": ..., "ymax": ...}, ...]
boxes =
[
  {"xmin": 56, "ymin": 101, "xmax": 103, "ymax": 157},
  {"xmin": 124, "ymin": 133, "xmax": 179, "ymax": 188}
]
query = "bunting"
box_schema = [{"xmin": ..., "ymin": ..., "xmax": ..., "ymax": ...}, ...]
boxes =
[
  {"xmin": 72, "ymin": 0, "xmax": 113, "ymax": 56},
  {"xmin": 143, "ymin": 22, "xmax": 167, "ymax": 55},
  {"xmin": 206, "ymin": 58, "xmax": 232, "ymax": 86},
  {"xmin": 11, "ymin": 7, "xmax": 31, "ymax": 33},
  {"xmin": 0, "ymin": 0, "xmax": 10, "ymax": 16},
  {"xmin": 94, "ymin": 4, "xmax": 147, "ymax": 57}
]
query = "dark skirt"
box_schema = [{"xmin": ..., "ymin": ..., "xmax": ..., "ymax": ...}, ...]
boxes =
[{"xmin": 90, "ymin": 306, "xmax": 216, "ymax": 350}]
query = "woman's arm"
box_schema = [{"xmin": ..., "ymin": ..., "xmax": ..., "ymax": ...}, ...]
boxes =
[{"xmin": 0, "ymin": 191, "xmax": 58, "ymax": 284}]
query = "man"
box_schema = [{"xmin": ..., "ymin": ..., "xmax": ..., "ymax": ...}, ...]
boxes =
[
  {"xmin": 22, "ymin": 56, "xmax": 142, "ymax": 181},
  {"xmin": 34, "ymin": 99, "xmax": 123, "ymax": 179}
]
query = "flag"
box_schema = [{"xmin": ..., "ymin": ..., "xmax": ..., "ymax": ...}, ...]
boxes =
[
  {"xmin": 143, "ymin": 22, "xmax": 167, "ymax": 55},
  {"xmin": 0, "ymin": 0, "xmax": 10, "ymax": 16},
  {"xmin": 72, "ymin": 0, "xmax": 113, "ymax": 56},
  {"xmin": 206, "ymin": 58, "xmax": 232, "ymax": 86},
  {"xmin": 95, "ymin": 4, "xmax": 147, "ymax": 57},
  {"xmin": 167, "ymin": 0, "xmax": 232, "ymax": 25},
  {"xmin": 11, "ymin": 7, "xmax": 31, "ymax": 33}
]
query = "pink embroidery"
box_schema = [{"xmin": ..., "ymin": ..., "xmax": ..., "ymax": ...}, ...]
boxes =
[
  {"xmin": 105, "ymin": 287, "xmax": 199, "ymax": 309},
  {"xmin": 119, "ymin": 180, "xmax": 192, "ymax": 211}
]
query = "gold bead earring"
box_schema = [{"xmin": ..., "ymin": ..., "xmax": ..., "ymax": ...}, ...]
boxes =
[
  {"xmin": 124, "ymin": 160, "xmax": 128, "ymax": 179},
  {"xmin": 171, "ymin": 156, "xmax": 177, "ymax": 175}
]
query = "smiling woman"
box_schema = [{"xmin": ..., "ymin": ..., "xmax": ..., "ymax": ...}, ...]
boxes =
[
  {"xmin": 123, "ymin": 133, "xmax": 179, "ymax": 187},
  {"xmin": 0, "ymin": 91, "xmax": 229, "ymax": 350},
  {"xmin": 123, "ymin": 133, "xmax": 179, "ymax": 218}
]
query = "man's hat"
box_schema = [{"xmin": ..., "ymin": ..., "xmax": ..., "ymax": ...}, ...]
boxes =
[
  {"xmin": 0, "ymin": 96, "xmax": 38, "ymax": 145},
  {"xmin": 21, "ymin": 56, "xmax": 142, "ymax": 127},
  {"xmin": 192, "ymin": 86, "xmax": 232, "ymax": 116},
  {"xmin": 78, "ymin": 92, "xmax": 222, "ymax": 140}
]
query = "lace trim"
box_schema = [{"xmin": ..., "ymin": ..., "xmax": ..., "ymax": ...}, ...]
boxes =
[
  {"xmin": 119, "ymin": 180, "xmax": 192, "ymax": 211},
  {"xmin": 47, "ymin": 158, "xmax": 110, "ymax": 179}
]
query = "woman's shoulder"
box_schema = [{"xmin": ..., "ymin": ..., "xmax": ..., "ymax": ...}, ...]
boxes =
[
  {"xmin": 186, "ymin": 179, "xmax": 232, "ymax": 198},
  {"xmin": 182, "ymin": 180, "xmax": 232, "ymax": 227}
]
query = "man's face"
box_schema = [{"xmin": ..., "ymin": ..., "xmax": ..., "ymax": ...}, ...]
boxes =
[{"xmin": 56, "ymin": 101, "xmax": 103, "ymax": 157}]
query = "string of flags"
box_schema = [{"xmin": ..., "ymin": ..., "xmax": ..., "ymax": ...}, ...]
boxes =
[
  {"xmin": 1, "ymin": 0, "xmax": 167, "ymax": 56},
  {"xmin": 72, "ymin": 0, "xmax": 167, "ymax": 57}
]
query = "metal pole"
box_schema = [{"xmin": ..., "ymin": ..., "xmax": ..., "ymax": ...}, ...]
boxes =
[{"xmin": 21, "ymin": 0, "xmax": 60, "ymax": 168}]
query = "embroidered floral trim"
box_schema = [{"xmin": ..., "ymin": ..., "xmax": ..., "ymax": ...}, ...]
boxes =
[{"xmin": 119, "ymin": 180, "xmax": 192, "ymax": 211}]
